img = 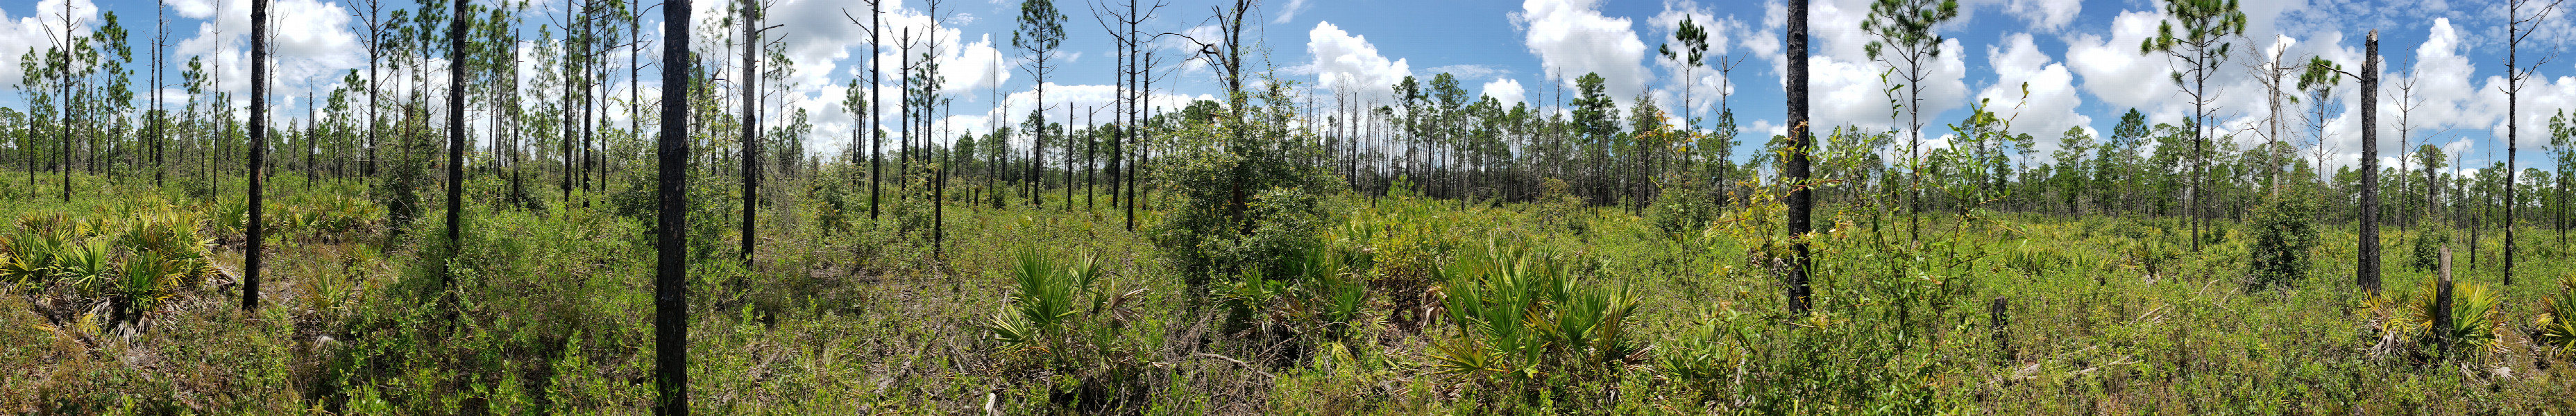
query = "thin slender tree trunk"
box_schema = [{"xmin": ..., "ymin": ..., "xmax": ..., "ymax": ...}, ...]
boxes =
[
  {"xmin": 869, "ymin": 1, "xmax": 882, "ymax": 219},
  {"xmin": 448, "ymin": 0, "xmax": 466, "ymax": 249},
  {"xmin": 246, "ymin": 0, "xmax": 270, "ymax": 311},
  {"xmin": 1785, "ymin": 0, "xmax": 1813, "ymax": 314},
  {"xmin": 1065, "ymin": 103, "xmax": 1074, "ymax": 211},
  {"xmin": 740, "ymin": 1, "xmax": 759, "ymax": 262}
]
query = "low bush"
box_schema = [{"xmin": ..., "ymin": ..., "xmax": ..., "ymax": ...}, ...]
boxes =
[
  {"xmin": 1428, "ymin": 239, "xmax": 1642, "ymax": 409},
  {"xmin": 2246, "ymin": 187, "xmax": 2319, "ymax": 289},
  {"xmin": 2534, "ymin": 275, "xmax": 2576, "ymax": 354},
  {"xmin": 2366, "ymin": 276, "xmax": 2505, "ymax": 358},
  {"xmin": 984, "ymin": 250, "xmax": 1156, "ymax": 413}
]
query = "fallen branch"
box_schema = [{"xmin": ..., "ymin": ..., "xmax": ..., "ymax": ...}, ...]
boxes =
[{"xmin": 1192, "ymin": 352, "xmax": 1273, "ymax": 379}]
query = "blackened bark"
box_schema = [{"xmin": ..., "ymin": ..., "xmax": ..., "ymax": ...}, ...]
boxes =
[
  {"xmin": 2359, "ymin": 31, "xmax": 2381, "ymax": 293},
  {"xmin": 740, "ymin": 0, "xmax": 759, "ymax": 263},
  {"xmin": 655, "ymin": 0, "xmax": 693, "ymax": 413},
  {"xmin": 246, "ymin": 0, "xmax": 270, "ymax": 312},
  {"xmin": 448, "ymin": 0, "xmax": 468, "ymax": 249},
  {"xmin": 1784, "ymin": 0, "xmax": 1813, "ymax": 314},
  {"xmin": 870, "ymin": 0, "xmax": 883, "ymax": 219}
]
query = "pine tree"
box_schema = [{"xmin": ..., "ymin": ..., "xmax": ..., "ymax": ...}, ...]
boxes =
[
  {"xmin": 446, "ymin": 0, "xmax": 468, "ymax": 250},
  {"xmin": 2501, "ymin": 0, "xmax": 2564, "ymax": 285},
  {"xmin": 1786, "ymin": 0, "xmax": 1814, "ymax": 313},
  {"xmin": 2140, "ymin": 0, "xmax": 2246, "ymax": 251},
  {"xmin": 654, "ymin": 0, "xmax": 693, "ymax": 413},
  {"xmin": 245, "ymin": 0, "xmax": 270, "ymax": 311},
  {"xmin": 1015, "ymin": 0, "xmax": 1066, "ymax": 208},
  {"xmin": 1863, "ymin": 0, "xmax": 1958, "ymax": 243}
]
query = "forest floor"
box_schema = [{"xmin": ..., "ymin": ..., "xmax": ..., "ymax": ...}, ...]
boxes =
[{"xmin": 2, "ymin": 173, "xmax": 2575, "ymax": 414}]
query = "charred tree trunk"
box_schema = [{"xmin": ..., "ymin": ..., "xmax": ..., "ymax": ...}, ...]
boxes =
[
  {"xmin": 1784, "ymin": 0, "xmax": 1813, "ymax": 314},
  {"xmin": 447, "ymin": 0, "xmax": 468, "ymax": 250},
  {"xmin": 2359, "ymin": 32, "xmax": 2382, "ymax": 293},
  {"xmin": 654, "ymin": 0, "xmax": 694, "ymax": 413},
  {"xmin": 740, "ymin": 0, "xmax": 760, "ymax": 263},
  {"xmin": 245, "ymin": 0, "xmax": 271, "ymax": 311}
]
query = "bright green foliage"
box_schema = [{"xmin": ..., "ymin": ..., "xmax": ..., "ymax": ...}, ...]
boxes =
[
  {"xmin": 983, "ymin": 250, "xmax": 1161, "ymax": 413},
  {"xmin": 2419, "ymin": 278, "xmax": 2502, "ymax": 350},
  {"xmin": 54, "ymin": 238, "xmax": 112, "ymax": 296},
  {"xmin": 1568, "ymin": 73, "xmax": 1619, "ymax": 141},
  {"xmin": 1217, "ymin": 243, "xmax": 1369, "ymax": 345},
  {"xmin": 1646, "ymin": 173, "xmax": 1720, "ymax": 236},
  {"xmin": 0, "ymin": 205, "xmax": 216, "ymax": 327},
  {"xmin": 988, "ymin": 250, "xmax": 1108, "ymax": 348},
  {"xmin": 1148, "ymin": 78, "xmax": 1340, "ymax": 286},
  {"xmin": 1862, "ymin": 0, "xmax": 1960, "ymax": 62},
  {"xmin": 2539, "ymin": 275, "xmax": 2576, "ymax": 352},
  {"xmin": 2410, "ymin": 224, "xmax": 2451, "ymax": 272},
  {"xmin": 1430, "ymin": 239, "xmax": 1641, "ymax": 405},
  {"xmin": 2246, "ymin": 186, "xmax": 2319, "ymax": 288},
  {"xmin": 1936, "ymin": 99, "xmax": 2017, "ymax": 211}
]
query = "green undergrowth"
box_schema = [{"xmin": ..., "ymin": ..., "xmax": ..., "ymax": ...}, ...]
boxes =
[{"xmin": 1, "ymin": 171, "xmax": 2573, "ymax": 413}]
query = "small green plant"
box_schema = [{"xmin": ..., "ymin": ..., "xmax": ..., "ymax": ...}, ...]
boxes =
[
  {"xmin": 2535, "ymin": 274, "xmax": 2576, "ymax": 353},
  {"xmin": 988, "ymin": 250, "xmax": 1105, "ymax": 347},
  {"xmin": 1429, "ymin": 239, "xmax": 1641, "ymax": 405},
  {"xmin": 2366, "ymin": 276, "xmax": 2505, "ymax": 356},
  {"xmin": 1659, "ymin": 306, "xmax": 1761, "ymax": 396},
  {"xmin": 1221, "ymin": 244, "xmax": 1370, "ymax": 343},
  {"xmin": 983, "ymin": 250, "xmax": 1155, "ymax": 413},
  {"xmin": 115, "ymin": 250, "xmax": 175, "ymax": 323},
  {"xmin": 0, "ymin": 228, "xmax": 63, "ymax": 291},
  {"xmin": 1532, "ymin": 178, "xmax": 1586, "ymax": 236},
  {"xmin": 1645, "ymin": 173, "xmax": 1720, "ymax": 236},
  {"xmin": 56, "ymin": 238, "xmax": 115, "ymax": 296}
]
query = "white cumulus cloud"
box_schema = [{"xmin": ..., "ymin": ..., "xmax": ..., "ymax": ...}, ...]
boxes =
[
  {"xmin": 1303, "ymin": 20, "xmax": 1409, "ymax": 105},
  {"xmin": 1516, "ymin": 0, "xmax": 1651, "ymax": 107}
]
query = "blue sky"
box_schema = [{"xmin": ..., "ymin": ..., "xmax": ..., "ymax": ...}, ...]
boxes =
[{"xmin": 4, "ymin": 0, "xmax": 2570, "ymax": 174}]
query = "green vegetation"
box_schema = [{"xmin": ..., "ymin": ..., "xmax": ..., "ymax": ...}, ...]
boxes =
[
  {"xmin": 0, "ymin": 170, "xmax": 2568, "ymax": 413},
  {"xmin": 8, "ymin": 0, "xmax": 2576, "ymax": 413}
]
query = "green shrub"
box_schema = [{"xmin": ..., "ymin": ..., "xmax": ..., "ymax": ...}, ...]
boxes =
[
  {"xmin": 988, "ymin": 250, "xmax": 1105, "ymax": 347},
  {"xmin": 1533, "ymin": 178, "xmax": 1586, "ymax": 236},
  {"xmin": 2366, "ymin": 277, "xmax": 2505, "ymax": 356},
  {"xmin": 1645, "ymin": 173, "xmax": 1720, "ymax": 236},
  {"xmin": 1429, "ymin": 239, "xmax": 1641, "ymax": 407},
  {"xmin": 2534, "ymin": 275, "xmax": 2576, "ymax": 353},
  {"xmin": 983, "ymin": 250, "xmax": 1155, "ymax": 413},
  {"xmin": 1145, "ymin": 90, "xmax": 1339, "ymax": 289},
  {"xmin": 2246, "ymin": 188, "xmax": 2319, "ymax": 289},
  {"xmin": 0, "ymin": 225, "xmax": 65, "ymax": 291},
  {"xmin": 1216, "ymin": 244, "xmax": 1371, "ymax": 349},
  {"xmin": 1343, "ymin": 199, "xmax": 1450, "ymax": 329},
  {"xmin": 2410, "ymin": 231, "xmax": 2450, "ymax": 272},
  {"xmin": 54, "ymin": 238, "xmax": 112, "ymax": 296}
]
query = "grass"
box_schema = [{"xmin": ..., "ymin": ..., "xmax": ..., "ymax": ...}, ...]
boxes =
[{"xmin": 0, "ymin": 170, "xmax": 2573, "ymax": 414}]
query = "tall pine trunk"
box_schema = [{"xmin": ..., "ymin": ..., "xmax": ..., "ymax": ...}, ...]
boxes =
[
  {"xmin": 245, "ymin": 0, "xmax": 270, "ymax": 311},
  {"xmin": 740, "ymin": 0, "xmax": 760, "ymax": 263},
  {"xmin": 2359, "ymin": 31, "xmax": 2382, "ymax": 293},
  {"xmin": 447, "ymin": 0, "xmax": 468, "ymax": 249},
  {"xmin": 655, "ymin": 0, "xmax": 694, "ymax": 413},
  {"xmin": 1785, "ymin": 0, "xmax": 1813, "ymax": 313}
]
